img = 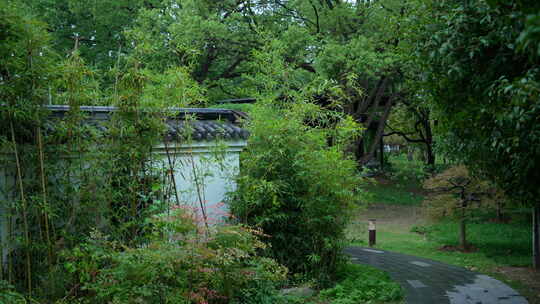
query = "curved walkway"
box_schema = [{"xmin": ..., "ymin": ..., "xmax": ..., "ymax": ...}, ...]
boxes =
[{"xmin": 345, "ymin": 246, "xmax": 528, "ymax": 304}]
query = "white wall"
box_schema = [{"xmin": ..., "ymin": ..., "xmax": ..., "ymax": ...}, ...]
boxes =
[{"xmin": 153, "ymin": 140, "xmax": 247, "ymax": 223}]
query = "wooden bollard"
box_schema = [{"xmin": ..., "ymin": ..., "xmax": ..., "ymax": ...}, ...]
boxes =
[{"xmin": 368, "ymin": 219, "xmax": 376, "ymax": 247}]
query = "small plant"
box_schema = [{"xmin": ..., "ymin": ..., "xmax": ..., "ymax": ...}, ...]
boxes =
[
  {"xmin": 0, "ymin": 280, "xmax": 27, "ymax": 304},
  {"xmin": 410, "ymin": 225, "xmax": 430, "ymax": 235},
  {"xmin": 319, "ymin": 263, "xmax": 402, "ymax": 304},
  {"xmin": 60, "ymin": 206, "xmax": 288, "ymax": 304}
]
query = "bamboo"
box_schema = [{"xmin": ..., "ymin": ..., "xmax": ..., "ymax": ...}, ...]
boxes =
[
  {"xmin": 533, "ymin": 205, "xmax": 540, "ymax": 270},
  {"xmin": 8, "ymin": 204, "xmax": 13, "ymax": 284},
  {"xmin": 189, "ymin": 150, "xmax": 209, "ymax": 232},
  {"xmin": 10, "ymin": 119, "xmax": 32, "ymax": 294},
  {"xmin": 0, "ymin": 168, "xmax": 4, "ymax": 281},
  {"xmin": 37, "ymin": 126, "xmax": 53, "ymax": 268},
  {"xmin": 164, "ymin": 139, "xmax": 181, "ymax": 206}
]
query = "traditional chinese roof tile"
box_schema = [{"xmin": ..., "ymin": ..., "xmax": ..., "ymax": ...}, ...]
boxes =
[{"xmin": 45, "ymin": 105, "xmax": 249, "ymax": 141}]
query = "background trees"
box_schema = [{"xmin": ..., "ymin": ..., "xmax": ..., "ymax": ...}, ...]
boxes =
[
  {"xmin": 3, "ymin": 0, "xmax": 540, "ymax": 300},
  {"xmin": 12, "ymin": 0, "xmax": 412, "ymax": 166},
  {"xmin": 408, "ymin": 0, "xmax": 540, "ymax": 268}
]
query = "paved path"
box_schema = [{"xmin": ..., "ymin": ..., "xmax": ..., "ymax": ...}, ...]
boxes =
[{"xmin": 345, "ymin": 246, "xmax": 529, "ymax": 304}]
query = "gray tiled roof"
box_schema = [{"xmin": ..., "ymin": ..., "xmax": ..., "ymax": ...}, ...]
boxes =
[
  {"xmin": 45, "ymin": 105, "xmax": 249, "ymax": 141},
  {"xmin": 165, "ymin": 120, "xmax": 249, "ymax": 140}
]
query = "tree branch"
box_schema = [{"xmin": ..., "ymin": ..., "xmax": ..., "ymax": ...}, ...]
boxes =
[
  {"xmin": 298, "ymin": 62, "xmax": 316, "ymax": 73},
  {"xmin": 216, "ymin": 56, "xmax": 245, "ymax": 79},
  {"xmin": 383, "ymin": 130, "xmax": 426, "ymax": 143},
  {"xmin": 360, "ymin": 93, "xmax": 396, "ymax": 164},
  {"xmin": 274, "ymin": 0, "xmax": 316, "ymax": 26},
  {"xmin": 309, "ymin": 0, "xmax": 321, "ymax": 34}
]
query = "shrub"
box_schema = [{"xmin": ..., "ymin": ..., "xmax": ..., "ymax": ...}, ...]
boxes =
[
  {"xmin": 0, "ymin": 280, "xmax": 27, "ymax": 304},
  {"xmin": 228, "ymin": 102, "xmax": 362, "ymax": 285},
  {"xmin": 319, "ymin": 263, "xmax": 402, "ymax": 304},
  {"xmin": 60, "ymin": 206, "xmax": 288, "ymax": 304}
]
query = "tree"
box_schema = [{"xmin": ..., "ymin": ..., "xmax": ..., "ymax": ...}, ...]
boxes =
[
  {"xmin": 119, "ymin": 0, "xmax": 413, "ymax": 166},
  {"xmin": 424, "ymin": 166, "xmax": 500, "ymax": 250},
  {"xmin": 18, "ymin": 0, "xmax": 414, "ymax": 166},
  {"xmin": 409, "ymin": 0, "xmax": 540, "ymax": 268},
  {"xmin": 20, "ymin": 0, "xmax": 167, "ymax": 70},
  {"xmin": 384, "ymin": 99, "xmax": 436, "ymax": 167}
]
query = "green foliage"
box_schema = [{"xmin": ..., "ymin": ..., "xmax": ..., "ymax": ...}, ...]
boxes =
[
  {"xmin": 360, "ymin": 154, "xmax": 434, "ymax": 206},
  {"xmin": 358, "ymin": 212, "xmax": 533, "ymax": 270},
  {"xmin": 362, "ymin": 182, "xmax": 423, "ymax": 207},
  {"xmin": 20, "ymin": 0, "xmax": 166, "ymax": 69},
  {"xmin": 421, "ymin": 219, "xmax": 532, "ymax": 266},
  {"xmin": 0, "ymin": 1, "xmax": 56, "ymax": 123},
  {"xmin": 60, "ymin": 209, "xmax": 287, "ymax": 304},
  {"xmin": 319, "ymin": 263, "xmax": 402, "ymax": 304},
  {"xmin": 0, "ymin": 2, "xmax": 211, "ymax": 298},
  {"xmin": 0, "ymin": 280, "xmax": 26, "ymax": 304},
  {"xmin": 423, "ymin": 166, "xmax": 504, "ymax": 220},
  {"xmin": 407, "ymin": 0, "xmax": 540, "ymax": 205},
  {"xmin": 386, "ymin": 154, "xmax": 433, "ymax": 183},
  {"xmin": 422, "ymin": 165, "xmax": 509, "ymax": 249},
  {"xmin": 228, "ymin": 101, "xmax": 363, "ymax": 285}
]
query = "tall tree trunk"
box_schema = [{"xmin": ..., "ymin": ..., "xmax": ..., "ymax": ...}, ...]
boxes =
[
  {"xmin": 459, "ymin": 204, "xmax": 468, "ymax": 250},
  {"xmin": 379, "ymin": 137, "xmax": 384, "ymax": 170},
  {"xmin": 353, "ymin": 138, "xmax": 365, "ymax": 166},
  {"xmin": 533, "ymin": 205, "xmax": 540, "ymax": 270},
  {"xmin": 459, "ymin": 217, "xmax": 467, "ymax": 250},
  {"xmin": 360, "ymin": 95, "xmax": 394, "ymax": 165},
  {"xmin": 423, "ymin": 119, "xmax": 435, "ymax": 167},
  {"xmin": 426, "ymin": 144, "xmax": 435, "ymax": 167}
]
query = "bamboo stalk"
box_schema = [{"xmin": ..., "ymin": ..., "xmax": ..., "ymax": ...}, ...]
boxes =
[
  {"xmin": 37, "ymin": 126, "xmax": 53, "ymax": 268},
  {"xmin": 164, "ymin": 140, "xmax": 181, "ymax": 206},
  {"xmin": 0, "ymin": 168, "xmax": 4, "ymax": 281},
  {"xmin": 189, "ymin": 151, "xmax": 209, "ymax": 233},
  {"xmin": 8, "ymin": 205, "xmax": 13, "ymax": 284},
  {"xmin": 10, "ymin": 119, "xmax": 32, "ymax": 294}
]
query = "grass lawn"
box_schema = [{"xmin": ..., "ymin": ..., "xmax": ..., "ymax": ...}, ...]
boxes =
[
  {"xmin": 362, "ymin": 180, "xmax": 424, "ymax": 206},
  {"xmin": 350, "ymin": 215, "xmax": 532, "ymax": 272}
]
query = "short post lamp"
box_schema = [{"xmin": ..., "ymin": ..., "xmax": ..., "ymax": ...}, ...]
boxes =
[{"xmin": 368, "ymin": 219, "xmax": 376, "ymax": 247}]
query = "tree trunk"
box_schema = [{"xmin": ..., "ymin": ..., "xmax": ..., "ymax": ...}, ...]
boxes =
[
  {"xmin": 379, "ymin": 137, "xmax": 384, "ymax": 170},
  {"xmin": 496, "ymin": 201, "xmax": 504, "ymax": 222},
  {"xmin": 533, "ymin": 205, "xmax": 540, "ymax": 270},
  {"xmin": 459, "ymin": 204, "xmax": 468, "ymax": 250},
  {"xmin": 354, "ymin": 138, "xmax": 365, "ymax": 166},
  {"xmin": 423, "ymin": 114, "xmax": 435, "ymax": 167},
  {"xmin": 426, "ymin": 144, "xmax": 435, "ymax": 167},
  {"xmin": 407, "ymin": 146, "xmax": 413, "ymax": 161},
  {"xmin": 360, "ymin": 95, "xmax": 394, "ymax": 165},
  {"xmin": 459, "ymin": 217, "xmax": 467, "ymax": 250}
]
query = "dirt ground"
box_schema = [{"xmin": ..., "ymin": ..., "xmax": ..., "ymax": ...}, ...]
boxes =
[{"xmin": 354, "ymin": 204, "xmax": 427, "ymax": 232}]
